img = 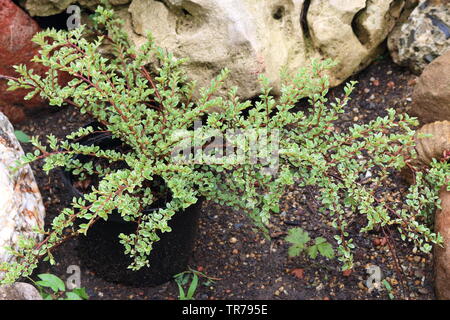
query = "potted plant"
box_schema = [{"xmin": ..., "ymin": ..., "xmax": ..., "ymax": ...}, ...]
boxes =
[
  {"xmin": 0, "ymin": 4, "xmax": 447, "ymax": 286},
  {"xmin": 58, "ymin": 122, "xmax": 204, "ymax": 286}
]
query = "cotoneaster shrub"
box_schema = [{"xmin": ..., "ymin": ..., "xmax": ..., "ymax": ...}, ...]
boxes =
[{"xmin": 0, "ymin": 4, "xmax": 448, "ymax": 283}]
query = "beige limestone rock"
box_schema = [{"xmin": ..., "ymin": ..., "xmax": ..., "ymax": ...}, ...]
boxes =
[
  {"xmin": 0, "ymin": 282, "xmax": 42, "ymax": 300},
  {"xmin": 23, "ymin": 0, "xmax": 407, "ymax": 99},
  {"xmin": 126, "ymin": 0, "xmax": 405, "ymax": 98},
  {"xmin": 24, "ymin": 0, "xmax": 130, "ymax": 16}
]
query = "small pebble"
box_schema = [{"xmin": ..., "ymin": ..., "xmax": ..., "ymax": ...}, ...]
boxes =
[
  {"xmin": 229, "ymin": 237, "xmax": 238, "ymax": 244},
  {"xmin": 418, "ymin": 288, "xmax": 429, "ymax": 295}
]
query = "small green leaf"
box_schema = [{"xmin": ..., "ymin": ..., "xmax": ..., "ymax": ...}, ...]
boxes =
[
  {"xmin": 288, "ymin": 245, "xmax": 303, "ymax": 258},
  {"xmin": 14, "ymin": 130, "xmax": 31, "ymax": 143},
  {"xmin": 187, "ymin": 273, "xmax": 198, "ymax": 300},
  {"xmin": 66, "ymin": 292, "xmax": 82, "ymax": 300},
  {"xmin": 286, "ymin": 228, "xmax": 310, "ymax": 246},
  {"xmin": 37, "ymin": 273, "xmax": 65, "ymax": 292},
  {"xmin": 307, "ymin": 245, "xmax": 319, "ymax": 259},
  {"xmin": 72, "ymin": 288, "xmax": 89, "ymax": 300},
  {"xmin": 315, "ymin": 237, "xmax": 334, "ymax": 259}
]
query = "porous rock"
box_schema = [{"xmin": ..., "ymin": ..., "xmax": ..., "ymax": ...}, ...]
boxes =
[
  {"xmin": 388, "ymin": 0, "xmax": 450, "ymax": 74},
  {"xmin": 22, "ymin": 0, "xmax": 407, "ymax": 99}
]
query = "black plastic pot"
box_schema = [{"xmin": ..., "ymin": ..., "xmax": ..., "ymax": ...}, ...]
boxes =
[{"xmin": 60, "ymin": 126, "xmax": 203, "ymax": 287}]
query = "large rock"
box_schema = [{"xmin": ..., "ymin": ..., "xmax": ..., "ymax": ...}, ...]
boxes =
[
  {"xmin": 0, "ymin": 0, "xmax": 44, "ymax": 123},
  {"xmin": 0, "ymin": 282, "xmax": 42, "ymax": 300},
  {"xmin": 435, "ymin": 186, "xmax": 450, "ymax": 300},
  {"xmin": 21, "ymin": 0, "xmax": 407, "ymax": 99},
  {"xmin": 306, "ymin": 0, "xmax": 404, "ymax": 84},
  {"xmin": 410, "ymin": 50, "xmax": 450, "ymax": 124},
  {"xmin": 126, "ymin": 0, "xmax": 407, "ymax": 98},
  {"xmin": 23, "ymin": 0, "xmax": 131, "ymax": 16},
  {"xmin": 0, "ymin": 111, "xmax": 45, "ymax": 277},
  {"xmin": 388, "ymin": 0, "xmax": 450, "ymax": 75},
  {"xmin": 0, "ymin": 0, "xmax": 71, "ymax": 123}
]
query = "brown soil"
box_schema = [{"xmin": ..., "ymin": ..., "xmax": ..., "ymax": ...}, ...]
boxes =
[{"xmin": 14, "ymin": 53, "xmax": 435, "ymax": 300}]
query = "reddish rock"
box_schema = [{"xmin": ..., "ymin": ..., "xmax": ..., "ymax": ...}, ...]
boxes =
[
  {"xmin": 0, "ymin": 0, "xmax": 70, "ymax": 123},
  {"xmin": 411, "ymin": 51, "xmax": 450, "ymax": 124},
  {"xmin": 434, "ymin": 186, "xmax": 450, "ymax": 300}
]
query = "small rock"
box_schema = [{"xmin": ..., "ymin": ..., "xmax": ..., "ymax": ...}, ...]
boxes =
[
  {"xmin": 418, "ymin": 287, "xmax": 429, "ymax": 295},
  {"xmin": 388, "ymin": 0, "xmax": 450, "ymax": 74},
  {"xmin": 0, "ymin": 282, "xmax": 42, "ymax": 300},
  {"xmin": 0, "ymin": 112, "xmax": 45, "ymax": 272},
  {"xmin": 410, "ymin": 50, "xmax": 450, "ymax": 124},
  {"xmin": 0, "ymin": 1, "xmax": 71, "ymax": 123}
]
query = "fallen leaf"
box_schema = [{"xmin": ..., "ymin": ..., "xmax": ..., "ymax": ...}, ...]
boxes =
[
  {"xmin": 291, "ymin": 268, "xmax": 304, "ymax": 279},
  {"xmin": 342, "ymin": 269, "xmax": 352, "ymax": 277}
]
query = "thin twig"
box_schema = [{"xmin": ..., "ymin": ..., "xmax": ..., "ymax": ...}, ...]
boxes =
[{"xmin": 382, "ymin": 226, "xmax": 408, "ymax": 299}]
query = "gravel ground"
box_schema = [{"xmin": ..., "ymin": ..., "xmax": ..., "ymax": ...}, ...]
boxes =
[{"xmin": 14, "ymin": 53, "xmax": 435, "ymax": 300}]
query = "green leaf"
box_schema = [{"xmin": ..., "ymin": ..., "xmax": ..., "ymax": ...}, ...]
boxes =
[
  {"xmin": 307, "ymin": 245, "xmax": 319, "ymax": 259},
  {"xmin": 43, "ymin": 294, "xmax": 53, "ymax": 300},
  {"xmin": 14, "ymin": 130, "xmax": 31, "ymax": 143},
  {"xmin": 315, "ymin": 237, "xmax": 335, "ymax": 259},
  {"xmin": 72, "ymin": 288, "xmax": 89, "ymax": 300},
  {"xmin": 187, "ymin": 273, "xmax": 198, "ymax": 300},
  {"xmin": 176, "ymin": 281, "xmax": 186, "ymax": 300},
  {"xmin": 37, "ymin": 273, "xmax": 65, "ymax": 292},
  {"xmin": 288, "ymin": 245, "xmax": 303, "ymax": 258},
  {"xmin": 66, "ymin": 292, "xmax": 82, "ymax": 300},
  {"xmin": 286, "ymin": 228, "xmax": 311, "ymax": 258},
  {"xmin": 286, "ymin": 228, "xmax": 310, "ymax": 246}
]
